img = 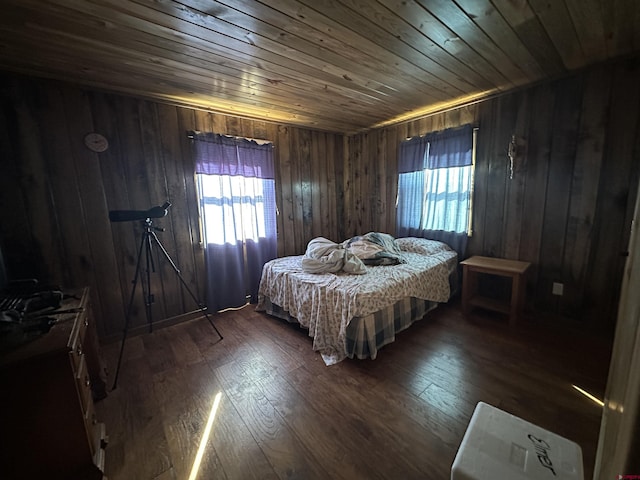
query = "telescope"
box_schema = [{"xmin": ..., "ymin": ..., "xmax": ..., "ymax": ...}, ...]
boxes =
[{"xmin": 109, "ymin": 202, "xmax": 171, "ymax": 223}]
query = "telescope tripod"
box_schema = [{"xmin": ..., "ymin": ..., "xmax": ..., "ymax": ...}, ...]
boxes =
[{"xmin": 112, "ymin": 218, "xmax": 222, "ymax": 389}]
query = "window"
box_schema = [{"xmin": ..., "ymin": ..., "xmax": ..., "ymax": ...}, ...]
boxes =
[
  {"xmin": 197, "ymin": 173, "xmax": 275, "ymax": 246},
  {"xmin": 396, "ymin": 124, "xmax": 476, "ymax": 255}
]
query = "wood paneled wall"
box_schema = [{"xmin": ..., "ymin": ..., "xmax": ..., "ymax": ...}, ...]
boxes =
[
  {"xmin": 345, "ymin": 58, "xmax": 640, "ymax": 329},
  {"xmin": 0, "ymin": 75, "xmax": 343, "ymax": 340},
  {"xmin": 2, "ymin": 56, "xmax": 639, "ymax": 339}
]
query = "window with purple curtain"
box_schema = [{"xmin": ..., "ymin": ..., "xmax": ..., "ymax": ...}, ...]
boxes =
[
  {"xmin": 191, "ymin": 132, "xmax": 277, "ymax": 312},
  {"xmin": 396, "ymin": 124, "xmax": 475, "ymax": 257}
]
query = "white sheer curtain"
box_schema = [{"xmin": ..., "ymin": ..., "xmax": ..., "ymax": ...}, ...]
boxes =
[{"xmin": 197, "ymin": 174, "xmax": 272, "ymax": 246}]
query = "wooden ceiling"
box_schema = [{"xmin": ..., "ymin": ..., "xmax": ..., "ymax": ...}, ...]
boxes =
[{"xmin": 1, "ymin": 0, "xmax": 639, "ymax": 133}]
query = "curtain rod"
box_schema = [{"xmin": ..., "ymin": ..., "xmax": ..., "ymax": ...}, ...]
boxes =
[
  {"xmin": 405, "ymin": 125, "xmax": 479, "ymax": 141},
  {"xmin": 187, "ymin": 130, "xmax": 273, "ymax": 146}
]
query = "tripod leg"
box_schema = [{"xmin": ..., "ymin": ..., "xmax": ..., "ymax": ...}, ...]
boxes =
[
  {"xmin": 150, "ymin": 231, "xmax": 223, "ymax": 340},
  {"xmin": 112, "ymin": 231, "xmax": 148, "ymax": 390},
  {"xmin": 143, "ymin": 233, "xmax": 155, "ymax": 333}
]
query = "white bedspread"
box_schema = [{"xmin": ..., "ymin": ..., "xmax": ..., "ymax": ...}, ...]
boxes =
[{"xmin": 256, "ymin": 241, "xmax": 457, "ymax": 364}]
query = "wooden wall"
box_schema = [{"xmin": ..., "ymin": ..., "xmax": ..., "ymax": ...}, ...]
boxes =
[
  {"xmin": 0, "ymin": 74, "xmax": 344, "ymax": 340},
  {"xmin": 2, "ymin": 56, "xmax": 639, "ymax": 339},
  {"xmin": 345, "ymin": 58, "xmax": 640, "ymax": 330}
]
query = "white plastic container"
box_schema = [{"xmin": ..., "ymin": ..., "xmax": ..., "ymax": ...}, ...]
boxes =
[{"xmin": 451, "ymin": 402, "xmax": 584, "ymax": 480}]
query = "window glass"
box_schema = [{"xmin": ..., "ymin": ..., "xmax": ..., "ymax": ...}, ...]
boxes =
[{"xmin": 197, "ymin": 174, "xmax": 275, "ymax": 245}]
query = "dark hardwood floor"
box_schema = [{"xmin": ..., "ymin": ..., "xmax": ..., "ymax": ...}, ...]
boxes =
[{"xmin": 95, "ymin": 300, "xmax": 613, "ymax": 480}]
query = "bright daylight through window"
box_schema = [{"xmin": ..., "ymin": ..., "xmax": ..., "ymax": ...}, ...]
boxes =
[
  {"xmin": 197, "ymin": 173, "xmax": 270, "ymax": 246},
  {"xmin": 399, "ymin": 163, "xmax": 473, "ymax": 234}
]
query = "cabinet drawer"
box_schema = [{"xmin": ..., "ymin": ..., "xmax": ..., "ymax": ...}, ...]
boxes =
[
  {"xmin": 70, "ymin": 312, "xmax": 89, "ymax": 372},
  {"xmin": 84, "ymin": 400, "xmax": 107, "ymax": 461},
  {"xmin": 92, "ymin": 422, "xmax": 107, "ymax": 472},
  {"xmin": 75, "ymin": 354, "xmax": 93, "ymax": 414},
  {"xmin": 83, "ymin": 396, "xmax": 97, "ymax": 455}
]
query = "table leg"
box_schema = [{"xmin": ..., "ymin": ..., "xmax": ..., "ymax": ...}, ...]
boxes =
[
  {"xmin": 462, "ymin": 265, "xmax": 472, "ymax": 315},
  {"xmin": 510, "ymin": 273, "xmax": 522, "ymax": 326}
]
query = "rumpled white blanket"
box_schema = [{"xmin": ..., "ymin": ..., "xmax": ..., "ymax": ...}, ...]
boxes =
[{"xmin": 301, "ymin": 237, "xmax": 366, "ymax": 274}]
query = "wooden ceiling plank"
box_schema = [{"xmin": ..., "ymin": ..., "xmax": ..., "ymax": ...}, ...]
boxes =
[
  {"xmin": 2, "ymin": 6, "xmax": 400, "ymax": 123},
  {"xmin": 489, "ymin": 0, "xmax": 566, "ymax": 77},
  {"xmin": 527, "ymin": 0, "xmax": 586, "ymax": 70},
  {"xmin": 378, "ymin": 0, "xmax": 511, "ymax": 89},
  {"xmin": 162, "ymin": 0, "xmax": 463, "ymax": 109},
  {"xmin": 364, "ymin": 1, "xmax": 499, "ymax": 90},
  {"xmin": 127, "ymin": 0, "xmax": 451, "ymax": 103},
  {"xmin": 599, "ymin": 0, "xmax": 639, "ymax": 58},
  {"xmin": 0, "ymin": 30, "xmax": 384, "ymax": 129},
  {"xmin": 202, "ymin": 0, "xmax": 460, "ymax": 113},
  {"xmin": 0, "ymin": 56, "xmax": 361, "ymax": 133},
  {"xmin": 139, "ymin": 0, "xmax": 401, "ymax": 96},
  {"xmin": 635, "ymin": 1, "xmax": 640, "ymax": 51},
  {"xmin": 6, "ymin": 0, "xmax": 430, "ymax": 129},
  {"xmin": 0, "ymin": 0, "xmax": 638, "ymax": 133},
  {"xmin": 33, "ymin": 0, "xmax": 401, "ymax": 103},
  {"xmin": 0, "ymin": 4, "xmax": 377, "ymax": 112},
  {"xmin": 414, "ymin": 0, "xmax": 528, "ymax": 84},
  {"xmin": 0, "ymin": 26, "xmax": 368, "ymax": 129},
  {"xmin": 453, "ymin": 0, "xmax": 546, "ymax": 79},
  {"xmin": 247, "ymin": 0, "xmax": 490, "ymax": 93},
  {"xmin": 564, "ymin": 0, "xmax": 608, "ymax": 64},
  {"xmin": 353, "ymin": 0, "xmax": 498, "ymax": 90},
  {"xmin": 631, "ymin": 2, "xmax": 640, "ymax": 52},
  {"xmin": 3, "ymin": 0, "xmax": 490, "ymax": 131},
  {"xmin": 282, "ymin": 0, "xmax": 470, "ymax": 96},
  {"xmin": 203, "ymin": 0, "xmax": 463, "ymax": 101}
]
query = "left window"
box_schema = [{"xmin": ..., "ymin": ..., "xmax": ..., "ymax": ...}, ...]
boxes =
[
  {"xmin": 197, "ymin": 173, "xmax": 275, "ymax": 246},
  {"xmin": 190, "ymin": 132, "xmax": 277, "ymax": 311}
]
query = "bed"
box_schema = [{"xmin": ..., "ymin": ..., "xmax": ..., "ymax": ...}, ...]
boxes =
[{"xmin": 256, "ymin": 235, "xmax": 458, "ymax": 365}]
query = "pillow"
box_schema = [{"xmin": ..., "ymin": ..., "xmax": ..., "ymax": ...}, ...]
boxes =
[{"xmin": 395, "ymin": 237, "xmax": 453, "ymax": 256}]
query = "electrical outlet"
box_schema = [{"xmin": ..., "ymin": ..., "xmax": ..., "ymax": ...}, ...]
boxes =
[{"xmin": 552, "ymin": 282, "xmax": 564, "ymax": 296}]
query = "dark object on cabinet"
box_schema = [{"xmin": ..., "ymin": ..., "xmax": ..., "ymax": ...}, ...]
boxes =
[{"xmin": 0, "ymin": 287, "xmax": 107, "ymax": 480}]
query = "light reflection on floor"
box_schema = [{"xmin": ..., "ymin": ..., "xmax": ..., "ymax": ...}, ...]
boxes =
[
  {"xmin": 571, "ymin": 384, "xmax": 604, "ymax": 408},
  {"xmin": 188, "ymin": 391, "xmax": 222, "ymax": 480}
]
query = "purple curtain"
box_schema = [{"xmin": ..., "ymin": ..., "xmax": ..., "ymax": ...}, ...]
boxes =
[
  {"xmin": 191, "ymin": 132, "xmax": 277, "ymax": 311},
  {"xmin": 398, "ymin": 135, "xmax": 429, "ymax": 173},
  {"xmin": 397, "ymin": 124, "xmax": 473, "ymax": 172},
  {"xmin": 426, "ymin": 124, "xmax": 473, "ymax": 169}
]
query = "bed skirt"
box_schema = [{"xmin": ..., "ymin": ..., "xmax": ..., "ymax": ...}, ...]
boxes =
[{"xmin": 258, "ymin": 295, "xmax": 439, "ymax": 361}]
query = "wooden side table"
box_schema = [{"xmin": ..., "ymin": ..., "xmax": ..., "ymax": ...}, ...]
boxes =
[{"xmin": 460, "ymin": 256, "xmax": 531, "ymax": 325}]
